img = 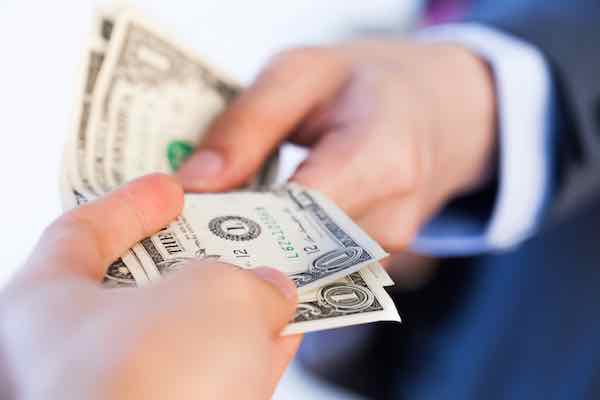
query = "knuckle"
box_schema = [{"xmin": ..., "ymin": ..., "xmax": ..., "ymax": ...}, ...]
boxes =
[
  {"xmin": 48, "ymin": 211, "xmax": 97, "ymax": 245},
  {"xmin": 51, "ymin": 210, "xmax": 82, "ymax": 231},
  {"xmin": 381, "ymin": 215, "xmax": 420, "ymax": 252},
  {"xmin": 269, "ymin": 46, "xmax": 327, "ymax": 71},
  {"xmin": 264, "ymin": 47, "xmax": 343, "ymax": 87},
  {"xmin": 136, "ymin": 174, "xmax": 184, "ymax": 215},
  {"xmin": 396, "ymin": 160, "xmax": 420, "ymax": 194},
  {"xmin": 379, "ymin": 227, "xmax": 412, "ymax": 252},
  {"xmin": 38, "ymin": 211, "xmax": 108, "ymax": 267},
  {"xmin": 111, "ymin": 188, "xmax": 148, "ymax": 237},
  {"xmin": 384, "ymin": 142, "xmax": 421, "ymax": 196}
]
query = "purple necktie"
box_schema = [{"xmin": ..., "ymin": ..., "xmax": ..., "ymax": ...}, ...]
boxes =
[{"xmin": 423, "ymin": 0, "xmax": 470, "ymax": 26}]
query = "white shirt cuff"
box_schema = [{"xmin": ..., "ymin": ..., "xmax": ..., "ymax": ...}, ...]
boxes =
[{"xmin": 411, "ymin": 23, "xmax": 556, "ymax": 255}]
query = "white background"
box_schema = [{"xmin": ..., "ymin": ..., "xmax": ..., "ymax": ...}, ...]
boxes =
[{"xmin": 0, "ymin": 1, "xmax": 417, "ymax": 398}]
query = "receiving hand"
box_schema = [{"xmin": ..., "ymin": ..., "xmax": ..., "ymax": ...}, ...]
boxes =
[
  {"xmin": 0, "ymin": 174, "xmax": 299, "ymax": 400},
  {"xmin": 178, "ymin": 41, "xmax": 496, "ymax": 251}
]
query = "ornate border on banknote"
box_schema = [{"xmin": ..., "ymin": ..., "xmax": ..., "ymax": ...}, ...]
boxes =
[
  {"xmin": 134, "ymin": 187, "xmax": 381, "ymax": 289},
  {"xmin": 292, "ymin": 272, "xmax": 383, "ymax": 323},
  {"xmin": 285, "ymin": 188, "xmax": 376, "ymax": 288}
]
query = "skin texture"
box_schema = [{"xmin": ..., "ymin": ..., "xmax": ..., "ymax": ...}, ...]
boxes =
[
  {"xmin": 178, "ymin": 41, "xmax": 497, "ymax": 253},
  {"xmin": 0, "ymin": 174, "xmax": 300, "ymax": 400}
]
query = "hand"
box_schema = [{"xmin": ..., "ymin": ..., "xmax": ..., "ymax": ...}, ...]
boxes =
[
  {"xmin": 178, "ymin": 41, "xmax": 496, "ymax": 252},
  {"xmin": 0, "ymin": 174, "xmax": 299, "ymax": 400}
]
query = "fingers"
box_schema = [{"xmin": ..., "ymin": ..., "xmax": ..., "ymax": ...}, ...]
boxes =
[
  {"xmin": 288, "ymin": 124, "xmax": 415, "ymax": 220},
  {"xmin": 23, "ymin": 174, "xmax": 184, "ymax": 282},
  {"xmin": 269, "ymin": 334, "xmax": 303, "ymax": 391},
  {"xmin": 356, "ymin": 195, "xmax": 424, "ymax": 252},
  {"xmin": 249, "ymin": 267, "xmax": 299, "ymax": 335},
  {"xmin": 177, "ymin": 47, "xmax": 350, "ymax": 192},
  {"xmin": 290, "ymin": 128, "xmax": 366, "ymax": 212},
  {"xmin": 145, "ymin": 262, "xmax": 299, "ymax": 399},
  {"xmin": 160, "ymin": 261, "xmax": 298, "ymax": 334}
]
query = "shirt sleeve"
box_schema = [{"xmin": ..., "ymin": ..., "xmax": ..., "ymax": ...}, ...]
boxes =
[{"xmin": 411, "ymin": 23, "xmax": 557, "ymax": 256}]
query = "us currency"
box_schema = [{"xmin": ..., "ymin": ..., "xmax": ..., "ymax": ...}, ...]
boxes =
[
  {"xmin": 285, "ymin": 267, "xmax": 400, "ymax": 335},
  {"xmin": 66, "ymin": 37, "xmax": 106, "ymax": 196},
  {"xmin": 133, "ymin": 185, "xmax": 388, "ymax": 291},
  {"xmin": 61, "ymin": 35, "xmax": 148, "ymax": 287},
  {"xmin": 64, "ymin": 6, "xmax": 278, "ymax": 281},
  {"xmin": 65, "ymin": 5, "xmax": 124, "ymax": 196},
  {"xmin": 69, "ymin": 7, "xmax": 277, "ymax": 198},
  {"xmin": 367, "ymin": 262, "xmax": 395, "ymax": 287},
  {"xmin": 84, "ymin": 9, "xmax": 241, "ymax": 194}
]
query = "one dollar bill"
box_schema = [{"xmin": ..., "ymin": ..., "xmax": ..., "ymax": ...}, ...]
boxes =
[
  {"xmin": 285, "ymin": 267, "xmax": 399, "ymax": 335},
  {"xmin": 132, "ymin": 185, "xmax": 388, "ymax": 291}
]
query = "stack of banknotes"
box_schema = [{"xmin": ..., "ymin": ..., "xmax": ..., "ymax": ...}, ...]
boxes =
[{"xmin": 60, "ymin": 5, "xmax": 400, "ymax": 334}]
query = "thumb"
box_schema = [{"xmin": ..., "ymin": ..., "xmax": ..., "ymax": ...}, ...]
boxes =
[
  {"xmin": 21, "ymin": 174, "xmax": 183, "ymax": 283},
  {"xmin": 159, "ymin": 262, "xmax": 298, "ymax": 333},
  {"xmin": 177, "ymin": 47, "xmax": 349, "ymax": 192}
]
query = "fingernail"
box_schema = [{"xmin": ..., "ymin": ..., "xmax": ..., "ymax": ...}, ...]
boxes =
[
  {"xmin": 177, "ymin": 150, "xmax": 224, "ymax": 184},
  {"xmin": 251, "ymin": 267, "xmax": 297, "ymax": 300}
]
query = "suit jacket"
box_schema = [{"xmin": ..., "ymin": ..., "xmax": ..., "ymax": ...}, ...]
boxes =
[
  {"xmin": 469, "ymin": 0, "xmax": 600, "ymax": 221},
  {"xmin": 414, "ymin": 4, "xmax": 600, "ymax": 397},
  {"xmin": 298, "ymin": 2, "xmax": 600, "ymax": 399}
]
